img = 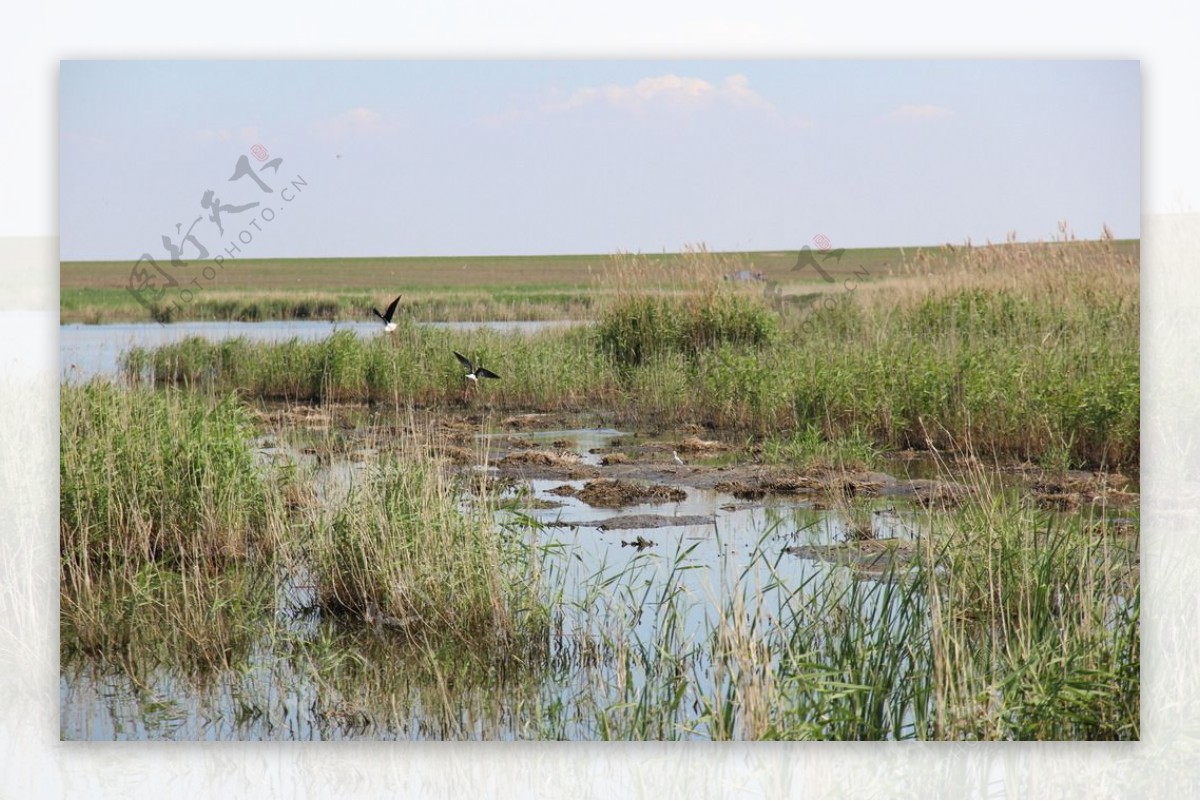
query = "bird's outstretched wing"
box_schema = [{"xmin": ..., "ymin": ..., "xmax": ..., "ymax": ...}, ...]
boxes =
[
  {"xmin": 453, "ymin": 351, "xmax": 474, "ymax": 371},
  {"xmin": 475, "ymin": 366, "xmax": 501, "ymax": 380},
  {"xmin": 383, "ymin": 295, "xmax": 402, "ymax": 321}
]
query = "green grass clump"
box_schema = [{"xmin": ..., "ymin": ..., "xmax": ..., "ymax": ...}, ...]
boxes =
[
  {"xmin": 761, "ymin": 423, "xmax": 883, "ymax": 470},
  {"xmin": 60, "ymin": 382, "xmax": 287, "ymax": 669},
  {"xmin": 309, "ymin": 440, "xmax": 546, "ymax": 651},
  {"xmin": 597, "ymin": 291, "xmax": 779, "ymax": 368},
  {"xmin": 60, "ymin": 382, "xmax": 279, "ymax": 572},
  {"xmin": 920, "ymin": 482, "xmax": 1140, "ymax": 740},
  {"xmin": 125, "ymin": 323, "xmax": 621, "ymax": 411}
]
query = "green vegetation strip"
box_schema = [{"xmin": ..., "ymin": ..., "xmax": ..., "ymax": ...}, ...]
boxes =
[{"xmin": 126, "ymin": 241, "xmax": 1138, "ymax": 471}]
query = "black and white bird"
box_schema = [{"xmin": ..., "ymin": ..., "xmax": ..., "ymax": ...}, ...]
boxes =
[
  {"xmin": 372, "ymin": 295, "xmax": 402, "ymax": 332},
  {"xmin": 454, "ymin": 351, "xmax": 500, "ymax": 385}
]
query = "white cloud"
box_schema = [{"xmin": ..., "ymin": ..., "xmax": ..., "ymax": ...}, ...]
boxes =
[
  {"xmin": 314, "ymin": 107, "xmax": 399, "ymax": 138},
  {"xmin": 884, "ymin": 104, "xmax": 955, "ymax": 121},
  {"xmin": 552, "ymin": 73, "xmax": 773, "ymax": 113}
]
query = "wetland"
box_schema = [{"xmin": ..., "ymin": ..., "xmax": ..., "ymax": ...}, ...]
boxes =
[{"xmin": 59, "ymin": 242, "xmax": 1140, "ymax": 740}]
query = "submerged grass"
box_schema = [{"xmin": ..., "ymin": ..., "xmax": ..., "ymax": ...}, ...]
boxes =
[{"xmin": 514, "ymin": 471, "xmax": 1137, "ymax": 741}]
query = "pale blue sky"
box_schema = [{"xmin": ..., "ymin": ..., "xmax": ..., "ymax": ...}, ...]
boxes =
[{"xmin": 59, "ymin": 60, "xmax": 1139, "ymax": 260}]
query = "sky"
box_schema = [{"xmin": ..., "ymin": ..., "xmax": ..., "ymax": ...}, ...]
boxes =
[{"xmin": 59, "ymin": 60, "xmax": 1140, "ymax": 260}]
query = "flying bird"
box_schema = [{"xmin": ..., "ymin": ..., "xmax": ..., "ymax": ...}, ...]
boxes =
[
  {"xmin": 453, "ymin": 352, "xmax": 501, "ymax": 398},
  {"xmin": 373, "ymin": 295, "xmax": 402, "ymax": 332}
]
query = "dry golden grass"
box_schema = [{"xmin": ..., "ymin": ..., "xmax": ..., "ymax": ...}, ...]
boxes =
[{"xmin": 855, "ymin": 236, "xmax": 1138, "ymax": 316}]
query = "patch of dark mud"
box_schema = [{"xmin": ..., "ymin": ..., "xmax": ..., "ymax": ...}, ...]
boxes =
[
  {"xmin": 256, "ymin": 405, "xmax": 332, "ymax": 429},
  {"xmin": 786, "ymin": 471, "xmax": 886, "ymax": 499},
  {"xmin": 784, "ymin": 539, "xmax": 917, "ymax": 578},
  {"xmin": 498, "ymin": 449, "xmax": 580, "ymax": 467},
  {"xmin": 494, "ymin": 450, "xmax": 601, "ymax": 481},
  {"xmin": 514, "ymin": 497, "xmax": 564, "ymax": 510},
  {"xmin": 713, "ymin": 480, "xmax": 767, "ymax": 500},
  {"xmin": 574, "ymin": 479, "xmax": 687, "ymax": 508},
  {"xmin": 434, "ymin": 445, "xmax": 476, "ymax": 465},
  {"xmin": 600, "ymin": 453, "xmax": 631, "ymax": 466},
  {"xmin": 710, "ymin": 469, "xmax": 888, "ymax": 501},
  {"xmin": 571, "ymin": 513, "xmax": 715, "ymax": 530},
  {"xmin": 589, "ymin": 443, "xmax": 673, "ymax": 458},
  {"xmin": 719, "ymin": 501, "xmax": 769, "ymax": 512},
  {"xmin": 464, "ymin": 474, "xmax": 519, "ymax": 496},
  {"xmin": 1029, "ymin": 473, "xmax": 1139, "ymax": 510},
  {"xmin": 546, "ymin": 484, "xmax": 580, "ymax": 498},
  {"xmin": 620, "ymin": 536, "xmax": 656, "ymax": 550},
  {"xmin": 501, "ymin": 412, "xmax": 584, "ymax": 430},
  {"xmin": 902, "ymin": 479, "xmax": 970, "ymax": 509}
]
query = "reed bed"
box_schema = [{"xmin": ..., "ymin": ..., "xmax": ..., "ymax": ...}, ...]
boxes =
[
  {"xmin": 126, "ymin": 238, "xmax": 1138, "ymax": 470},
  {"xmin": 302, "ymin": 422, "xmax": 549, "ymax": 653},
  {"xmin": 59, "ymin": 382, "xmax": 287, "ymax": 670},
  {"xmin": 59, "ymin": 383, "xmax": 549, "ymax": 680},
  {"xmin": 123, "ymin": 323, "xmax": 620, "ymax": 411},
  {"xmin": 60, "ymin": 382, "xmax": 280, "ymax": 572}
]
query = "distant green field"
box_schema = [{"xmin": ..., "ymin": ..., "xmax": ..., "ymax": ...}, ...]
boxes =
[{"xmin": 59, "ymin": 241, "xmax": 1140, "ymax": 323}]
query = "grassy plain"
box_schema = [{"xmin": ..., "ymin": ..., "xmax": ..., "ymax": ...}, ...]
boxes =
[{"xmin": 60, "ymin": 244, "xmax": 1046, "ymax": 323}]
